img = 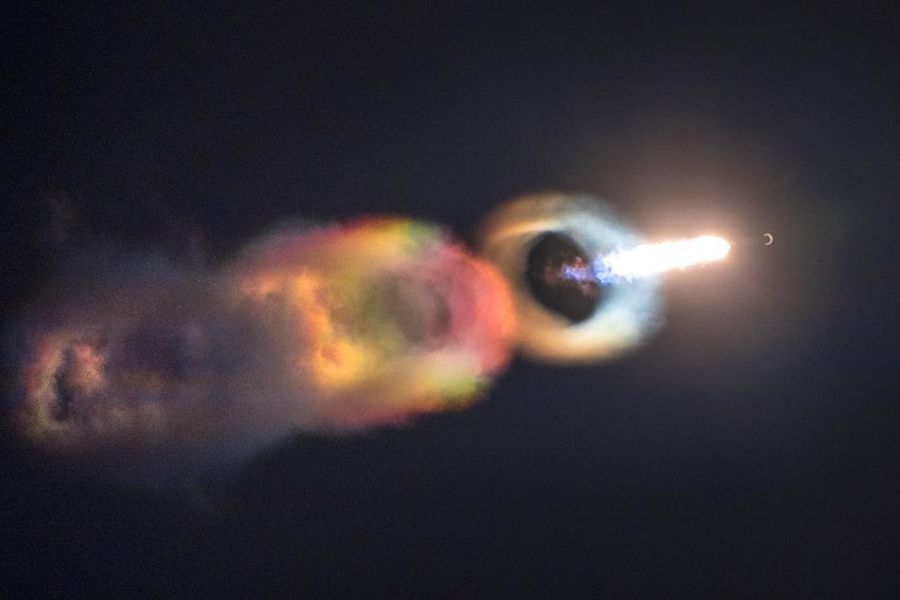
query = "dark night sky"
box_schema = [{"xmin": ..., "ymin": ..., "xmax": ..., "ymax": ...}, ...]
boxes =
[{"xmin": 3, "ymin": 2, "xmax": 900, "ymax": 597}]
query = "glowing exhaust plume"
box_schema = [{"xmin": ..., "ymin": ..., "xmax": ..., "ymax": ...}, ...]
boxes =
[
  {"xmin": 592, "ymin": 235, "xmax": 731, "ymax": 283},
  {"xmin": 559, "ymin": 235, "xmax": 731, "ymax": 284}
]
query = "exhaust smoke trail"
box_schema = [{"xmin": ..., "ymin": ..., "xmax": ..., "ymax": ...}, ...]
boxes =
[
  {"xmin": 8, "ymin": 218, "xmax": 515, "ymax": 486},
  {"xmin": 8, "ymin": 192, "xmax": 742, "ymax": 490}
]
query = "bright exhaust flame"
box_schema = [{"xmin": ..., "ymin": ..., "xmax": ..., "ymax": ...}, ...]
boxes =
[{"xmin": 593, "ymin": 235, "xmax": 731, "ymax": 283}]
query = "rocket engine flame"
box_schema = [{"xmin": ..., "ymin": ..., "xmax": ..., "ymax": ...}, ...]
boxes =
[
  {"xmin": 592, "ymin": 235, "xmax": 731, "ymax": 283},
  {"xmin": 559, "ymin": 235, "xmax": 732, "ymax": 285}
]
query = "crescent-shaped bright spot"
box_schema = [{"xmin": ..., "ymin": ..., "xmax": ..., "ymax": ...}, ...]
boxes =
[{"xmin": 763, "ymin": 233, "xmax": 774, "ymax": 246}]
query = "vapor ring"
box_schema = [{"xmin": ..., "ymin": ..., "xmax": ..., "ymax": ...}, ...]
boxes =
[{"xmin": 476, "ymin": 193, "xmax": 662, "ymax": 362}]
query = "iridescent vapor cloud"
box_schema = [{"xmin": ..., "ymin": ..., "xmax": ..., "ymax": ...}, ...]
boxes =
[
  {"xmin": 10, "ymin": 218, "xmax": 515, "ymax": 478},
  {"xmin": 228, "ymin": 218, "xmax": 515, "ymax": 430}
]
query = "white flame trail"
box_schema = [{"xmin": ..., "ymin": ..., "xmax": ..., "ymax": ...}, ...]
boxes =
[{"xmin": 592, "ymin": 235, "xmax": 731, "ymax": 283}]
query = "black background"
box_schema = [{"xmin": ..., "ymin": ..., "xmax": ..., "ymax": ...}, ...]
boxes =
[{"xmin": 3, "ymin": 2, "xmax": 900, "ymax": 597}]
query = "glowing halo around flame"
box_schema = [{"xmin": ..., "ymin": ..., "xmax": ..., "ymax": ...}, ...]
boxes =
[{"xmin": 476, "ymin": 193, "xmax": 664, "ymax": 363}]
